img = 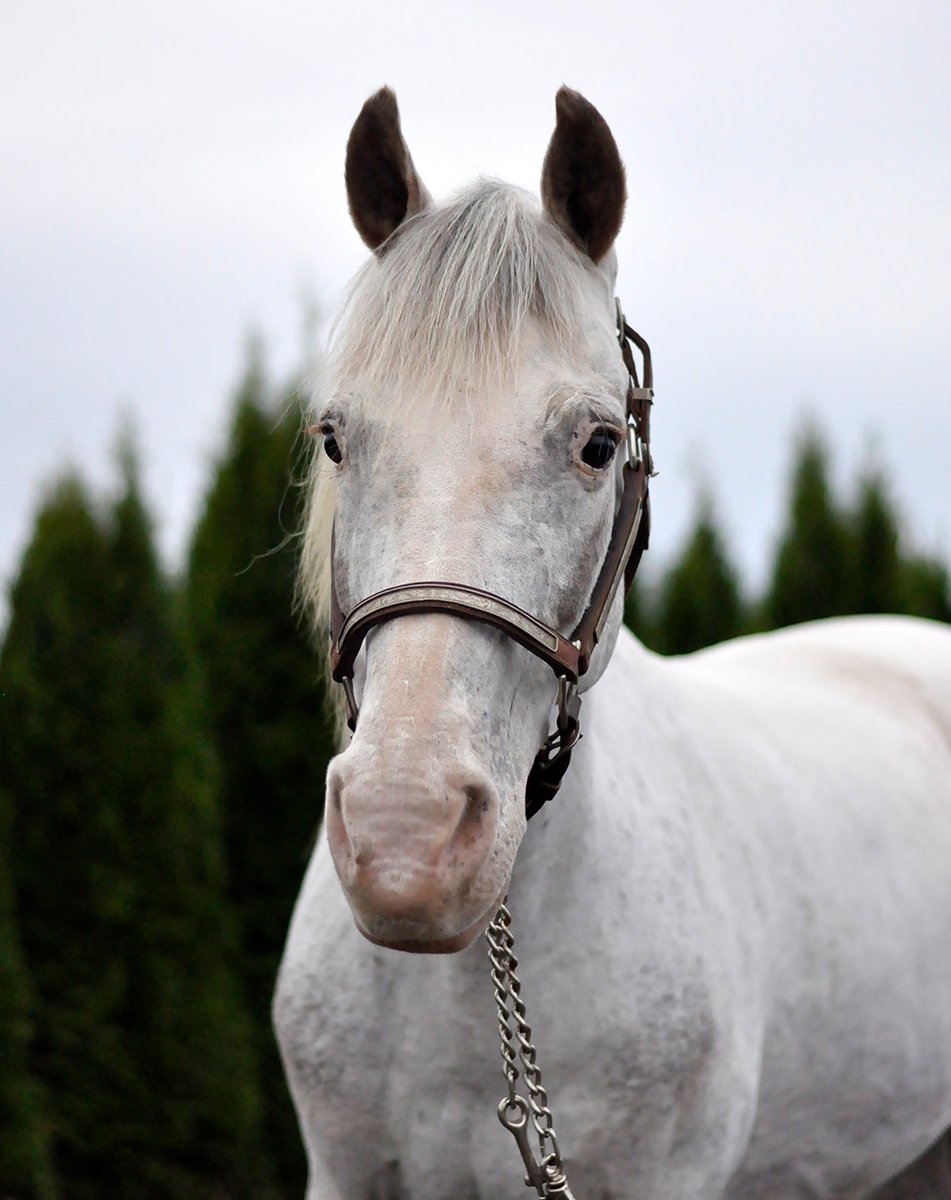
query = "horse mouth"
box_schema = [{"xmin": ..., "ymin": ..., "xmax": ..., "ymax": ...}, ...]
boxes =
[{"xmin": 356, "ymin": 891, "xmax": 503, "ymax": 955}]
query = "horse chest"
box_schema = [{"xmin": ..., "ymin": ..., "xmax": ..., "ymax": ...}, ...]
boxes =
[
  {"xmin": 275, "ymin": 848, "xmax": 742, "ymax": 1200},
  {"xmin": 280, "ymin": 958, "xmax": 701, "ymax": 1200}
]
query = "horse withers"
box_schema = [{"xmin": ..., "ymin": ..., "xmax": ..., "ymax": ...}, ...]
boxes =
[{"xmin": 274, "ymin": 87, "xmax": 951, "ymax": 1199}]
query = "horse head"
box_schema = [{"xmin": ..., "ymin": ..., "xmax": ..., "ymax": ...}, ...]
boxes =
[{"xmin": 302, "ymin": 87, "xmax": 638, "ymax": 953}]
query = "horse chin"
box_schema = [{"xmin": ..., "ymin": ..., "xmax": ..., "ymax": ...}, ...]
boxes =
[
  {"xmin": 352, "ymin": 890, "xmax": 504, "ymax": 956},
  {"xmin": 360, "ymin": 924, "xmax": 481, "ymax": 955}
]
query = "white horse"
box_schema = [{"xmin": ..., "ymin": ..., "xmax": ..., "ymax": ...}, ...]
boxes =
[{"xmin": 275, "ymin": 87, "xmax": 951, "ymax": 1199}]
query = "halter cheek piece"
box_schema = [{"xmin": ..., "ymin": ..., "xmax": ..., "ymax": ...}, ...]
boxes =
[{"xmin": 329, "ymin": 300, "xmax": 654, "ymax": 820}]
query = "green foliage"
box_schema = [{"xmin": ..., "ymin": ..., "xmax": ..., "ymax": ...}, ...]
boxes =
[
  {"xmin": 625, "ymin": 428, "xmax": 950, "ymax": 655},
  {"xmin": 764, "ymin": 424, "xmax": 853, "ymax": 628},
  {"xmin": 0, "ymin": 793, "xmax": 55, "ymax": 1200},
  {"xmin": 847, "ymin": 466, "xmax": 903, "ymax": 615},
  {"xmin": 901, "ymin": 555, "xmax": 951, "ymax": 622},
  {"xmin": 622, "ymin": 574, "xmax": 652, "ymax": 647},
  {"xmin": 846, "ymin": 464, "xmax": 951, "ymax": 622},
  {"xmin": 651, "ymin": 496, "xmax": 744, "ymax": 655},
  {"xmin": 185, "ymin": 344, "xmax": 335, "ymax": 1195},
  {"xmin": 0, "ymin": 476, "xmax": 129, "ymax": 1199},
  {"xmin": 0, "ymin": 460, "xmax": 263, "ymax": 1199}
]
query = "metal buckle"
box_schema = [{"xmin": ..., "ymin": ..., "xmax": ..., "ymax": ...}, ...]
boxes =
[
  {"xmin": 341, "ymin": 676, "xmax": 359, "ymax": 732},
  {"xmin": 533, "ymin": 676, "xmax": 581, "ymax": 774},
  {"xmin": 555, "ymin": 675, "xmax": 579, "ymax": 738}
]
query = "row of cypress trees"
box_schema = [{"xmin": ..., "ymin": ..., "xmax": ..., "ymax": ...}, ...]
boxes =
[
  {"xmin": 1, "ymin": 342, "xmax": 949, "ymax": 1198},
  {"xmin": 627, "ymin": 426, "xmax": 951, "ymax": 654},
  {"xmin": 0, "ymin": 346, "xmax": 333, "ymax": 1199}
]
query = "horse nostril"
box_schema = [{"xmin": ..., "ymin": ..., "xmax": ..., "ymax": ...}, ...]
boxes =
[
  {"xmin": 466, "ymin": 783, "xmax": 493, "ymax": 821},
  {"xmin": 326, "ymin": 767, "xmax": 344, "ymax": 821},
  {"xmin": 325, "ymin": 766, "xmax": 358, "ymax": 881},
  {"xmin": 449, "ymin": 777, "xmax": 499, "ymax": 856}
]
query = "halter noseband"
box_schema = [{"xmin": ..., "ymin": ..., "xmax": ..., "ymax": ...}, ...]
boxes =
[{"xmin": 328, "ymin": 300, "xmax": 654, "ymax": 820}]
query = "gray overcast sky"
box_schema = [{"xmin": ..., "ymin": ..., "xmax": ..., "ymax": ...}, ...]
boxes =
[{"xmin": 2, "ymin": 0, "xmax": 949, "ymax": 608}]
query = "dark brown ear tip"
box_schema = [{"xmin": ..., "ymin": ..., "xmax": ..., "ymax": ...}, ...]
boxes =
[
  {"xmin": 352, "ymin": 86, "xmax": 399, "ymax": 137},
  {"xmin": 554, "ymin": 86, "xmax": 601, "ymax": 125},
  {"xmin": 364, "ymin": 86, "xmax": 398, "ymax": 120},
  {"xmin": 345, "ymin": 87, "xmax": 400, "ymax": 179}
]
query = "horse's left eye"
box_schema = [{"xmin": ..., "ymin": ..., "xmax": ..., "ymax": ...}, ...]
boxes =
[
  {"xmin": 581, "ymin": 429, "xmax": 619, "ymax": 470},
  {"xmin": 322, "ymin": 427, "xmax": 343, "ymax": 464}
]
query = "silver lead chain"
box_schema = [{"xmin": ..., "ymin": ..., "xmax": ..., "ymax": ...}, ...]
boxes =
[{"xmin": 485, "ymin": 902, "xmax": 576, "ymax": 1200}]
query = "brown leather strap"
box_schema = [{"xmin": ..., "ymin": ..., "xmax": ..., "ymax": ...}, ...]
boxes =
[
  {"xmin": 569, "ymin": 310, "xmax": 653, "ymax": 672},
  {"xmin": 330, "ymin": 582, "xmax": 582, "ymax": 683},
  {"xmin": 570, "ymin": 449, "xmax": 648, "ymax": 673}
]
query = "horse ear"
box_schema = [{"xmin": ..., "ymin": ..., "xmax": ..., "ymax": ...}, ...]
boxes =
[
  {"xmin": 345, "ymin": 87, "xmax": 430, "ymax": 252},
  {"xmin": 541, "ymin": 87, "xmax": 626, "ymax": 263}
]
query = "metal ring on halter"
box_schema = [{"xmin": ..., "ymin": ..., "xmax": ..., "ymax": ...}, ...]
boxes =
[{"xmin": 555, "ymin": 675, "xmax": 577, "ymax": 734}]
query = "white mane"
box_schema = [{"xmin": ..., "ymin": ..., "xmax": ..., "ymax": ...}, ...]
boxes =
[
  {"xmin": 300, "ymin": 180, "xmax": 590, "ymax": 645},
  {"xmin": 329, "ymin": 179, "xmax": 588, "ymax": 403}
]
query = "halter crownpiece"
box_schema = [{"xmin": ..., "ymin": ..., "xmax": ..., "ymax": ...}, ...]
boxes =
[{"xmin": 328, "ymin": 300, "xmax": 654, "ymax": 819}]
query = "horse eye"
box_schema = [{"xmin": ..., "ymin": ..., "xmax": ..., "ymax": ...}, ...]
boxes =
[
  {"xmin": 322, "ymin": 427, "xmax": 343, "ymax": 464},
  {"xmin": 581, "ymin": 429, "xmax": 619, "ymax": 470}
]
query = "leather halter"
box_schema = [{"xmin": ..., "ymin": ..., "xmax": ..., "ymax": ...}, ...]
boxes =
[{"xmin": 328, "ymin": 301, "xmax": 654, "ymax": 819}]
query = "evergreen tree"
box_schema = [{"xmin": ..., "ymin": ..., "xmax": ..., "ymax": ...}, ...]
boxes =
[
  {"xmin": 622, "ymin": 574, "xmax": 655, "ymax": 649},
  {"xmin": 845, "ymin": 461, "xmax": 951, "ymax": 623},
  {"xmin": 0, "ymin": 476, "xmax": 132, "ymax": 1199},
  {"xmin": 104, "ymin": 437, "xmax": 266, "ymax": 1195},
  {"xmin": 901, "ymin": 555, "xmax": 951, "ymax": 623},
  {"xmin": 652, "ymin": 495, "xmax": 744, "ymax": 655},
  {"xmin": 848, "ymin": 466, "xmax": 903, "ymax": 614},
  {"xmin": 185, "ymin": 343, "xmax": 335, "ymax": 1193},
  {"xmin": 0, "ymin": 793, "xmax": 55, "ymax": 1200},
  {"xmin": 764, "ymin": 424, "xmax": 852, "ymax": 628},
  {"xmin": 0, "ymin": 460, "xmax": 264, "ymax": 1199}
]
